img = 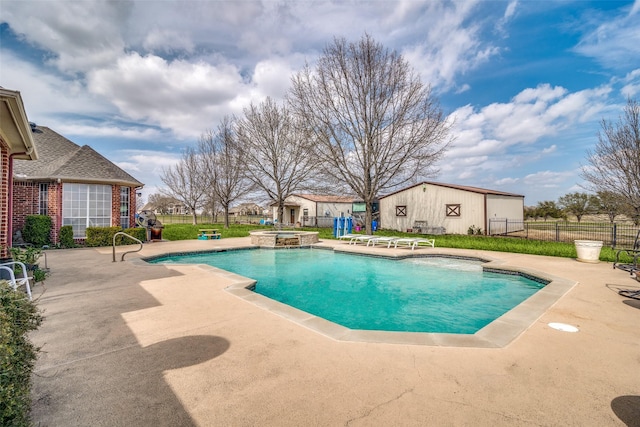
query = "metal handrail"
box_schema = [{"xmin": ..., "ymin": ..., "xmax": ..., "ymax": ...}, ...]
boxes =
[{"xmin": 112, "ymin": 232, "xmax": 143, "ymax": 262}]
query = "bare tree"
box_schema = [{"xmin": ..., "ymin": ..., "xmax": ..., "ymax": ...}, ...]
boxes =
[
  {"xmin": 236, "ymin": 97, "xmax": 318, "ymax": 225},
  {"xmin": 159, "ymin": 146, "xmax": 207, "ymax": 225},
  {"xmin": 582, "ymin": 98, "xmax": 640, "ymax": 225},
  {"xmin": 199, "ymin": 117, "xmax": 254, "ymax": 228},
  {"xmin": 289, "ymin": 34, "xmax": 451, "ymax": 234}
]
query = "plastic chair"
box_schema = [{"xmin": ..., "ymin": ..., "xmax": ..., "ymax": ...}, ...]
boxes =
[{"xmin": 0, "ymin": 261, "xmax": 32, "ymax": 300}]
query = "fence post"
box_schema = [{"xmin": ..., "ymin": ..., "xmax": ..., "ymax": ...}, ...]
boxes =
[{"xmin": 555, "ymin": 222, "xmax": 559, "ymax": 242}]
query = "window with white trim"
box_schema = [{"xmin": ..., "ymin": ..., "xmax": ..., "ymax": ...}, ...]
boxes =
[
  {"xmin": 39, "ymin": 183, "xmax": 48, "ymax": 215},
  {"xmin": 62, "ymin": 184, "xmax": 112, "ymax": 238},
  {"xmin": 120, "ymin": 187, "xmax": 130, "ymax": 229}
]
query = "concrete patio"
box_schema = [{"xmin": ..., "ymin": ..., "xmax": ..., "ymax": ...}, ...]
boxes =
[{"xmin": 28, "ymin": 237, "xmax": 640, "ymax": 426}]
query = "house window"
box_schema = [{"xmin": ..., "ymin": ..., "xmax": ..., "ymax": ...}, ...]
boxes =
[
  {"xmin": 120, "ymin": 187, "xmax": 130, "ymax": 229},
  {"xmin": 396, "ymin": 206, "xmax": 407, "ymax": 217},
  {"xmin": 38, "ymin": 183, "xmax": 48, "ymax": 215},
  {"xmin": 62, "ymin": 183, "xmax": 112, "ymax": 238},
  {"xmin": 446, "ymin": 204, "xmax": 461, "ymax": 217}
]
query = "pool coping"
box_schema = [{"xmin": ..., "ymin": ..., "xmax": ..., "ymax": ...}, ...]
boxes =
[{"xmin": 145, "ymin": 245, "xmax": 577, "ymax": 348}]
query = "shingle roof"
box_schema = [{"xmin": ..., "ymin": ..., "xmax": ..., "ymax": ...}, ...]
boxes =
[{"xmin": 13, "ymin": 126, "xmax": 143, "ymax": 187}]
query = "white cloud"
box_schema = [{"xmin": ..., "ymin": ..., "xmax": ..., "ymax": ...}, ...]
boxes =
[
  {"xmin": 400, "ymin": 1, "xmax": 500, "ymax": 91},
  {"xmin": 54, "ymin": 124, "xmax": 164, "ymax": 141},
  {"xmin": 0, "ymin": 51, "xmax": 116, "ymax": 124},
  {"xmin": 574, "ymin": 1, "xmax": 640, "ymax": 70},
  {"xmin": 523, "ymin": 170, "xmax": 574, "ymax": 188},
  {"xmin": 87, "ymin": 53, "xmax": 247, "ymax": 138},
  {"xmin": 143, "ymin": 29, "xmax": 195, "ymax": 54},
  {"xmin": 1, "ymin": 0, "xmax": 131, "ymax": 74},
  {"xmin": 494, "ymin": 177, "xmax": 519, "ymax": 185},
  {"xmin": 114, "ymin": 150, "xmax": 182, "ymax": 196}
]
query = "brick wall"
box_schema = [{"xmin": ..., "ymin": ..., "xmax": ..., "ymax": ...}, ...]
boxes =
[
  {"xmin": 12, "ymin": 182, "xmax": 39, "ymax": 235},
  {"xmin": 0, "ymin": 141, "xmax": 8, "ymax": 257},
  {"xmin": 48, "ymin": 182, "xmax": 62, "ymax": 244},
  {"xmin": 111, "ymin": 185, "xmax": 121, "ymax": 228}
]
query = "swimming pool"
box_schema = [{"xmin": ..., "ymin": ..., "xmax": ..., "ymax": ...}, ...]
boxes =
[{"xmin": 148, "ymin": 248, "xmax": 546, "ymax": 334}]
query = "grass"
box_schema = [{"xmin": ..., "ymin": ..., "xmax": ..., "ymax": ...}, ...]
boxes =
[{"xmin": 161, "ymin": 223, "xmax": 632, "ymax": 263}]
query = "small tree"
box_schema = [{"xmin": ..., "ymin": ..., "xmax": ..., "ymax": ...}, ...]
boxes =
[
  {"xmin": 536, "ymin": 200, "xmax": 564, "ymax": 221},
  {"xmin": 159, "ymin": 147, "xmax": 207, "ymax": 225},
  {"xmin": 199, "ymin": 117, "xmax": 254, "ymax": 229},
  {"xmin": 236, "ymin": 97, "xmax": 318, "ymax": 225},
  {"xmin": 582, "ymin": 98, "xmax": 640, "ymax": 224},
  {"xmin": 558, "ymin": 192, "xmax": 596, "ymax": 222}
]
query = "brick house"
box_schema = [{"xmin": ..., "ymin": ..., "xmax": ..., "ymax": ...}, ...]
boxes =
[
  {"xmin": 0, "ymin": 87, "xmax": 37, "ymax": 256},
  {"xmin": 12, "ymin": 126, "xmax": 143, "ymax": 244}
]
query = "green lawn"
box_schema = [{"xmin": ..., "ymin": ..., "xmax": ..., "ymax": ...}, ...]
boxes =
[{"xmin": 162, "ymin": 223, "xmax": 631, "ymax": 263}]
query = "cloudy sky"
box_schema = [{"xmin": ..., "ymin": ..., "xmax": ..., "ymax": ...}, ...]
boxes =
[{"xmin": 1, "ymin": 0, "xmax": 639, "ymax": 205}]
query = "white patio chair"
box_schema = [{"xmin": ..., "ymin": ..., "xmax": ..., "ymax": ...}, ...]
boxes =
[
  {"xmin": 0, "ymin": 261, "xmax": 32, "ymax": 300},
  {"xmin": 393, "ymin": 238, "xmax": 435, "ymax": 250},
  {"xmin": 366, "ymin": 236, "xmax": 398, "ymax": 247}
]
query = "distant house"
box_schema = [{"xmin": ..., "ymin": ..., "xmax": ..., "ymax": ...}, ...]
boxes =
[
  {"xmin": 12, "ymin": 126, "xmax": 144, "ymax": 243},
  {"xmin": 379, "ymin": 181, "xmax": 524, "ymax": 235},
  {"xmin": 273, "ymin": 194, "xmax": 358, "ymax": 226},
  {"xmin": 141, "ymin": 200, "xmax": 190, "ymax": 215},
  {"xmin": 229, "ymin": 203, "xmax": 264, "ymax": 217},
  {"xmin": 0, "ymin": 87, "xmax": 37, "ymax": 255}
]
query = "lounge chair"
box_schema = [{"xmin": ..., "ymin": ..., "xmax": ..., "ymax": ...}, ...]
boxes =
[
  {"xmin": 366, "ymin": 236, "xmax": 398, "ymax": 247},
  {"xmin": 393, "ymin": 238, "xmax": 435, "ymax": 250},
  {"xmin": 613, "ymin": 230, "xmax": 640, "ymax": 275},
  {"xmin": 338, "ymin": 233, "xmax": 360, "ymax": 242},
  {"xmin": 0, "ymin": 260, "xmax": 32, "ymax": 300},
  {"xmin": 348, "ymin": 235, "xmax": 375, "ymax": 245}
]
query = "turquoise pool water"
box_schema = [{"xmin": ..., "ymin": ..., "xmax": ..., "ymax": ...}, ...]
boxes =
[{"xmin": 149, "ymin": 249, "xmax": 545, "ymax": 334}]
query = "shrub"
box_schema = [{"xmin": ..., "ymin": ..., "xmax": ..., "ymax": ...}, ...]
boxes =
[
  {"xmin": 0, "ymin": 281, "xmax": 43, "ymax": 426},
  {"xmin": 123, "ymin": 227, "xmax": 147, "ymax": 242},
  {"xmin": 86, "ymin": 227, "xmax": 147, "ymax": 247},
  {"xmin": 85, "ymin": 226, "xmax": 122, "ymax": 247},
  {"xmin": 59, "ymin": 225, "xmax": 75, "ymax": 248},
  {"xmin": 8, "ymin": 247, "xmax": 42, "ymax": 268},
  {"xmin": 22, "ymin": 215, "xmax": 51, "ymax": 247}
]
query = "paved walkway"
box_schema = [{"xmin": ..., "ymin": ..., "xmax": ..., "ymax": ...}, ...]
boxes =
[{"xmin": 29, "ymin": 238, "xmax": 640, "ymax": 426}]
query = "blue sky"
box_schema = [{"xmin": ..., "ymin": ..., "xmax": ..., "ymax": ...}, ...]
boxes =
[{"xmin": 1, "ymin": 0, "xmax": 639, "ymax": 206}]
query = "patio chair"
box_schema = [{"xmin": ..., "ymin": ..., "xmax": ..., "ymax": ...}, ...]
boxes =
[
  {"xmin": 393, "ymin": 238, "xmax": 435, "ymax": 250},
  {"xmin": 347, "ymin": 235, "xmax": 375, "ymax": 245},
  {"xmin": 366, "ymin": 236, "xmax": 399, "ymax": 247},
  {"xmin": 0, "ymin": 260, "xmax": 32, "ymax": 300},
  {"xmin": 613, "ymin": 230, "xmax": 640, "ymax": 275}
]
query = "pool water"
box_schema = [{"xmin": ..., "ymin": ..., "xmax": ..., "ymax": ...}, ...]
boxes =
[{"xmin": 149, "ymin": 249, "xmax": 545, "ymax": 334}]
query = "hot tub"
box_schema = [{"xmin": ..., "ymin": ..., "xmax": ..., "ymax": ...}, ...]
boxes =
[{"xmin": 249, "ymin": 230, "xmax": 319, "ymax": 247}]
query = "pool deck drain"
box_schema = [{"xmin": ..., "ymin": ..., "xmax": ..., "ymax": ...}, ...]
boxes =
[{"xmin": 28, "ymin": 237, "xmax": 640, "ymax": 426}]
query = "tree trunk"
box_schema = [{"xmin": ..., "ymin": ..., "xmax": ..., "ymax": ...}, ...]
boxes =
[
  {"xmin": 365, "ymin": 202, "xmax": 373, "ymax": 235},
  {"xmin": 223, "ymin": 205, "xmax": 230, "ymax": 229},
  {"xmin": 191, "ymin": 211, "xmax": 198, "ymax": 225},
  {"xmin": 277, "ymin": 202, "xmax": 285, "ymax": 229}
]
